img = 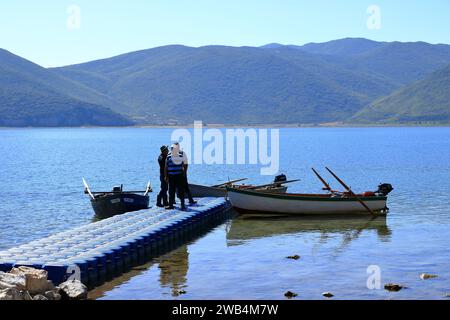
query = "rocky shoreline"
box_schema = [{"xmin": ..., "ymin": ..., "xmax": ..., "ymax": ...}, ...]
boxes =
[{"xmin": 0, "ymin": 266, "xmax": 87, "ymax": 300}]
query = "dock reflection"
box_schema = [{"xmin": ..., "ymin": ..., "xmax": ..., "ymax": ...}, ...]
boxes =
[{"xmin": 226, "ymin": 212, "xmax": 391, "ymax": 246}]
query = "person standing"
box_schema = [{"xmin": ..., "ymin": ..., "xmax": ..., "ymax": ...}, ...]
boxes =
[
  {"xmin": 156, "ymin": 145, "xmax": 169, "ymax": 207},
  {"xmin": 165, "ymin": 143, "xmax": 187, "ymax": 210}
]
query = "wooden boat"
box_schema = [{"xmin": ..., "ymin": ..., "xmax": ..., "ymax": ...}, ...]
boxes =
[
  {"xmin": 188, "ymin": 175, "xmax": 297, "ymax": 198},
  {"xmin": 189, "ymin": 183, "xmax": 287, "ymax": 198},
  {"xmin": 83, "ymin": 179, "xmax": 152, "ymax": 219},
  {"xmin": 226, "ymin": 184, "xmax": 393, "ymax": 215}
]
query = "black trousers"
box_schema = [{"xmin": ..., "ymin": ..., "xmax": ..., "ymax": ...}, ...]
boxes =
[
  {"xmin": 168, "ymin": 174, "xmax": 185, "ymax": 207},
  {"xmin": 157, "ymin": 175, "xmax": 168, "ymax": 206},
  {"xmin": 183, "ymin": 174, "xmax": 195, "ymax": 203}
]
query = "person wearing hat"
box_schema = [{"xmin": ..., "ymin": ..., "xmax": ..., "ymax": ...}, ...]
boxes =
[
  {"xmin": 164, "ymin": 142, "xmax": 187, "ymax": 210},
  {"xmin": 156, "ymin": 145, "xmax": 169, "ymax": 207}
]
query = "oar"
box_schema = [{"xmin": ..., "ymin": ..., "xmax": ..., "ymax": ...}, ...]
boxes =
[
  {"xmin": 324, "ymin": 167, "xmax": 375, "ymax": 215},
  {"xmin": 245, "ymin": 179, "xmax": 301, "ymax": 190},
  {"xmin": 144, "ymin": 181, "xmax": 152, "ymax": 196},
  {"xmin": 82, "ymin": 178, "xmax": 95, "ymax": 200},
  {"xmin": 312, "ymin": 168, "xmax": 335, "ymax": 193},
  {"xmin": 212, "ymin": 178, "xmax": 248, "ymax": 188}
]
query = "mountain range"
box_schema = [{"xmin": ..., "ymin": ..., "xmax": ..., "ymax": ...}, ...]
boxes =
[
  {"xmin": 0, "ymin": 49, "xmax": 131, "ymax": 126},
  {"xmin": 352, "ymin": 63, "xmax": 450, "ymax": 123},
  {"xmin": 1, "ymin": 38, "xmax": 450, "ymax": 126}
]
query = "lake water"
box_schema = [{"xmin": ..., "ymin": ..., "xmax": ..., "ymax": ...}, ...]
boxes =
[{"xmin": 0, "ymin": 127, "xmax": 449, "ymax": 299}]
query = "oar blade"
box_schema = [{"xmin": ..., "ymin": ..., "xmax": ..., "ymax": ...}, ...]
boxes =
[
  {"xmin": 82, "ymin": 177, "xmax": 95, "ymax": 200},
  {"xmin": 144, "ymin": 181, "xmax": 152, "ymax": 196}
]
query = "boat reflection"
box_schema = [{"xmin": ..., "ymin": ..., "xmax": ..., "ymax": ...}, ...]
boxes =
[{"xmin": 226, "ymin": 211, "xmax": 391, "ymax": 247}]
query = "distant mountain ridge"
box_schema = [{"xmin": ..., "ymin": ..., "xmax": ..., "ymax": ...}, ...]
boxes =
[
  {"xmin": 351, "ymin": 63, "xmax": 450, "ymax": 123},
  {"xmin": 2, "ymin": 38, "xmax": 450, "ymax": 126},
  {"xmin": 52, "ymin": 44, "xmax": 400, "ymax": 124},
  {"xmin": 0, "ymin": 49, "xmax": 132, "ymax": 127}
]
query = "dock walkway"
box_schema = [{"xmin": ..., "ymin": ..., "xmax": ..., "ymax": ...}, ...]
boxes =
[{"xmin": 0, "ymin": 197, "xmax": 230, "ymax": 288}]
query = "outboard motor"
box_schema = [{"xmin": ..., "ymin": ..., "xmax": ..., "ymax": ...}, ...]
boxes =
[
  {"xmin": 375, "ymin": 183, "xmax": 393, "ymax": 196},
  {"xmin": 274, "ymin": 174, "xmax": 287, "ymax": 183}
]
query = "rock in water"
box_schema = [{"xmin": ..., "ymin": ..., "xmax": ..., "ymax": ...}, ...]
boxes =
[
  {"xmin": 384, "ymin": 283, "xmax": 405, "ymax": 292},
  {"xmin": 322, "ymin": 292, "xmax": 334, "ymax": 298},
  {"xmin": 420, "ymin": 273, "xmax": 438, "ymax": 280},
  {"xmin": 0, "ymin": 271, "xmax": 26, "ymax": 291},
  {"xmin": 284, "ymin": 291, "xmax": 298, "ymax": 299},
  {"xmin": 10, "ymin": 266, "xmax": 51, "ymax": 294},
  {"xmin": 59, "ymin": 280, "xmax": 88, "ymax": 300},
  {"xmin": 286, "ymin": 255, "xmax": 300, "ymax": 260}
]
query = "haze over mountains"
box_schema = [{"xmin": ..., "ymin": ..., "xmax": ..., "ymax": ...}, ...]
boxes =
[{"xmin": 1, "ymin": 38, "xmax": 450, "ymax": 126}]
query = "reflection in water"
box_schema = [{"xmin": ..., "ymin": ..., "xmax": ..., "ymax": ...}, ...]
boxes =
[
  {"xmin": 226, "ymin": 213, "xmax": 391, "ymax": 248},
  {"xmin": 156, "ymin": 245, "xmax": 189, "ymax": 296}
]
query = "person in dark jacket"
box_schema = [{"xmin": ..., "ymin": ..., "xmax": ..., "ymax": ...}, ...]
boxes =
[{"xmin": 156, "ymin": 145, "xmax": 169, "ymax": 207}]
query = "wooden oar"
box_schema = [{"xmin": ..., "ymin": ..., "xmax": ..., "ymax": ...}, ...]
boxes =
[
  {"xmin": 245, "ymin": 179, "xmax": 301, "ymax": 190},
  {"xmin": 324, "ymin": 167, "xmax": 375, "ymax": 215},
  {"xmin": 82, "ymin": 178, "xmax": 95, "ymax": 200},
  {"xmin": 212, "ymin": 178, "xmax": 248, "ymax": 188},
  {"xmin": 311, "ymin": 168, "xmax": 334, "ymax": 193}
]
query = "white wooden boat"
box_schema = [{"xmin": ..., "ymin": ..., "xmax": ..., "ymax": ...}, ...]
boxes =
[{"xmin": 226, "ymin": 187, "xmax": 390, "ymax": 215}]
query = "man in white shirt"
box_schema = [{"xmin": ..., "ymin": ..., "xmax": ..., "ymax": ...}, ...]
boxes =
[{"xmin": 164, "ymin": 143, "xmax": 188, "ymax": 210}]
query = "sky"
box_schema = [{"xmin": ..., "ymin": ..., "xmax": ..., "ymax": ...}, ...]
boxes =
[{"xmin": 0, "ymin": 0, "xmax": 449, "ymax": 67}]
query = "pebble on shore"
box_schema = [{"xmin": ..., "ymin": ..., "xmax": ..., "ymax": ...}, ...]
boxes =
[{"xmin": 59, "ymin": 279, "xmax": 88, "ymax": 300}]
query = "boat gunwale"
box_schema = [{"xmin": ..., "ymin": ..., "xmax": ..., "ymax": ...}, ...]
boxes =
[
  {"xmin": 226, "ymin": 187, "xmax": 387, "ymax": 202},
  {"xmin": 91, "ymin": 193, "xmax": 150, "ymax": 201}
]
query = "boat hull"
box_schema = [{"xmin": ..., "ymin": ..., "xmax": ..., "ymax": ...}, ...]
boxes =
[
  {"xmin": 189, "ymin": 184, "xmax": 228, "ymax": 197},
  {"xmin": 189, "ymin": 184, "xmax": 288, "ymax": 198},
  {"xmin": 227, "ymin": 188, "xmax": 388, "ymax": 215},
  {"xmin": 90, "ymin": 193, "xmax": 149, "ymax": 219}
]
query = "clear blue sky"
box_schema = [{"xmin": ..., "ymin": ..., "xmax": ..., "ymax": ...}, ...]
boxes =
[{"xmin": 1, "ymin": 0, "xmax": 449, "ymax": 67}]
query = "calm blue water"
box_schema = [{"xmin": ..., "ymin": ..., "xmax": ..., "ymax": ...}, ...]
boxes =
[{"xmin": 1, "ymin": 127, "xmax": 449, "ymax": 299}]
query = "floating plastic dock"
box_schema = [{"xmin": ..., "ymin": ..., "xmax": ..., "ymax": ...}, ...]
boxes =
[{"xmin": 0, "ymin": 197, "xmax": 230, "ymax": 288}]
